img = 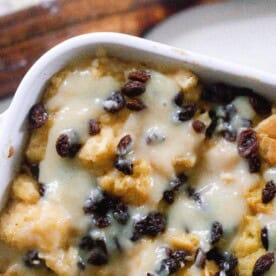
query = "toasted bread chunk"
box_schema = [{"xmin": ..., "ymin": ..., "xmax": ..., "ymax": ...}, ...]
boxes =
[
  {"xmin": 0, "ymin": 202, "xmax": 72, "ymax": 252},
  {"xmin": 78, "ymin": 127, "xmax": 116, "ymax": 174},
  {"xmin": 99, "ymin": 159, "xmax": 151, "ymax": 206},
  {"xmin": 12, "ymin": 174, "xmax": 40, "ymax": 204}
]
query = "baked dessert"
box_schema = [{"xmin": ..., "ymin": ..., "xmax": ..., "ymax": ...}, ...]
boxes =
[{"xmin": 0, "ymin": 51, "xmax": 275, "ymax": 276}]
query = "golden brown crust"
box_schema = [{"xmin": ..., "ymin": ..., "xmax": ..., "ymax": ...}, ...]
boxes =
[
  {"xmin": 99, "ymin": 159, "xmax": 151, "ymax": 206},
  {"xmin": 25, "ymin": 119, "xmax": 52, "ymax": 163},
  {"xmin": 257, "ymin": 114, "xmax": 276, "ymax": 165},
  {"xmin": 245, "ymin": 181, "xmax": 272, "ymax": 214},
  {"xmin": 11, "ymin": 174, "xmax": 40, "ymax": 204},
  {"xmin": 164, "ymin": 232, "xmax": 199, "ymax": 253}
]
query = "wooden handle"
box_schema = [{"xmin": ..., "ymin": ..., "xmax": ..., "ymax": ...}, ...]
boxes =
[{"xmin": 0, "ymin": 0, "xmax": 220, "ymax": 98}]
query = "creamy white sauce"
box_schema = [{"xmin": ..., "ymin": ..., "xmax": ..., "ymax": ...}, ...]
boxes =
[
  {"xmin": 168, "ymin": 138, "xmax": 258, "ymax": 251},
  {"xmin": 232, "ymin": 96, "xmax": 256, "ymax": 119},
  {"xmin": 216, "ymin": 96, "xmax": 256, "ymax": 135},
  {"xmin": 264, "ymin": 167, "xmax": 276, "ymax": 183},
  {"xmin": 40, "ymin": 71, "xmax": 120, "ymax": 232}
]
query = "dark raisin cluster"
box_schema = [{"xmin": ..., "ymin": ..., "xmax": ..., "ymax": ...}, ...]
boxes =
[
  {"xmin": 131, "ymin": 212, "xmax": 166, "ymax": 241},
  {"xmin": 103, "ymin": 71, "xmax": 149, "ymax": 113},
  {"xmin": 202, "ymin": 82, "xmax": 271, "ymax": 116},
  {"xmin": 157, "ymin": 248, "xmax": 190, "ymax": 275},
  {"xmin": 206, "ymin": 248, "xmax": 238, "ymax": 275},
  {"xmin": 83, "ymin": 192, "xmax": 129, "ymax": 228},
  {"xmin": 237, "ymin": 129, "xmax": 261, "ymax": 173},
  {"xmin": 114, "ymin": 134, "xmax": 134, "ymax": 175},
  {"xmin": 79, "ymin": 236, "xmax": 109, "ymax": 267},
  {"xmin": 210, "ymin": 221, "xmax": 224, "ymax": 245},
  {"xmin": 162, "ymin": 173, "xmax": 188, "ymax": 204},
  {"xmin": 173, "ymin": 91, "xmax": 197, "ymax": 122},
  {"xmin": 201, "ymin": 83, "xmax": 271, "ymax": 154}
]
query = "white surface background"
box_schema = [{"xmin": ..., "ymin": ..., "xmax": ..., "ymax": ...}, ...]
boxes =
[{"xmin": 146, "ymin": 0, "xmax": 276, "ymax": 75}]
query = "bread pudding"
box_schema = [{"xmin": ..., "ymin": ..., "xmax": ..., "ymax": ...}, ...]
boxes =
[{"xmin": 0, "ymin": 51, "xmax": 275, "ymax": 276}]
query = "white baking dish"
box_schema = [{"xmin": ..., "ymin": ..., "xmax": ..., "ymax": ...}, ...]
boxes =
[{"xmin": 0, "ymin": 32, "xmax": 275, "ymax": 208}]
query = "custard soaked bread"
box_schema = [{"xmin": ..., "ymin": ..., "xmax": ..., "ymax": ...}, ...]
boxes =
[{"xmin": 0, "ymin": 52, "xmax": 275, "ymax": 275}]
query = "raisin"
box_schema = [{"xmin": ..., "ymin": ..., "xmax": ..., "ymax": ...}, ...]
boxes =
[
  {"xmin": 192, "ymin": 192, "xmax": 202, "ymax": 204},
  {"xmin": 83, "ymin": 198, "xmax": 98, "ymax": 214},
  {"xmin": 159, "ymin": 249, "xmax": 189, "ymax": 274},
  {"xmin": 237, "ymin": 129, "xmax": 258, "ymax": 159},
  {"xmin": 117, "ymin": 135, "xmax": 132, "ymax": 156},
  {"xmin": 79, "ymin": 235, "xmax": 95, "ymax": 250},
  {"xmin": 192, "ymin": 120, "xmax": 206, "ymax": 133},
  {"xmin": 83, "ymin": 194, "xmax": 115, "ymax": 215},
  {"xmin": 122, "ymin": 81, "xmax": 146, "ymax": 97},
  {"xmin": 218, "ymin": 251, "xmax": 238, "ymax": 273},
  {"xmin": 248, "ymin": 156, "xmax": 261, "ymax": 173},
  {"xmin": 28, "ymin": 104, "xmax": 48, "ymax": 129},
  {"xmin": 249, "ymin": 94, "xmax": 272, "ymax": 116},
  {"xmin": 195, "ymin": 248, "xmax": 206, "ymax": 268},
  {"xmin": 210, "ymin": 221, "xmax": 224, "ymax": 244},
  {"xmin": 87, "ymin": 249, "xmax": 108, "ymax": 266},
  {"xmin": 56, "ymin": 133, "xmax": 81, "ymax": 158},
  {"xmin": 160, "ymin": 257, "xmax": 181, "ymax": 274},
  {"xmin": 206, "ymin": 248, "xmax": 223, "ymax": 263},
  {"xmin": 168, "ymin": 178, "xmax": 183, "ymax": 191},
  {"xmin": 128, "ymin": 71, "xmax": 150, "ymax": 82},
  {"xmin": 103, "ymin": 92, "xmax": 125, "ymax": 113},
  {"xmin": 163, "ymin": 190, "xmax": 175, "ymax": 204},
  {"xmin": 177, "ymin": 104, "xmax": 197, "ymax": 122},
  {"xmin": 261, "ymin": 227, "xmax": 269, "ymax": 250},
  {"xmin": 126, "ymin": 98, "xmax": 146, "ymax": 111},
  {"xmin": 143, "ymin": 212, "xmax": 166, "ymax": 237},
  {"xmin": 38, "ymin": 183, "xmax": 46, "ymax": 197},
  {"xmin": 131, "ymin": 212, "xmax": 166, "ymax": 241},
  {"xmin": 202, "ymin": 83, "xmax": 235, "ymax": 104},
  {"xmin": 77, "ymin": 258, "xmax": 86, "ymax": 270},
  {"xmin": 89, "ymin": 119, "xmax": 101, "ymax": 136},
  {"xmin": 253, "ymin": 252, "xmax": 275, "ymax": 276},
  {"xmin": 163, "ymin": 175, "xmax": 187, "ymax": 204},
  {"xmin": 94, "ymin": 238, "xmax": 108, "ymax": 255},
  {"xmin": 171, "ymin": 250, "xmax": 189, "ymax": 263},
  {"xmin": 221, "ymin": 129, "xmax": 237, "ymax": 142},
  {"xmin": 174, "ymin": 91, "xmax": 184, "ymax": 107},
  {"xmin": 113, "ymin": 202, "xmax": 129, "ymax": 225},
  {"xmin": 23, "ymin": 250, "xmax": 44, "ymax": 268},
  {"xmin": 186, "ymin": 187, "xmax": 202, "ymax": 204},
  {"xmin": 95, "ymin": 215, "xmax": 111, "ymax": 228},
  {"xmin": 262, "ymin": 181, "xmax": 276, "ymax": 204},
  {"xmin": 114, "ymin": 157, "xmax": 133, "ymax": 175},
  {"xmin": 205, "ymin": 110, "xmax": 218, "ymax": 138},
  {"xmin": 177, "ymin": 173, "xmax": 188, "ymax": 183}
]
